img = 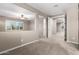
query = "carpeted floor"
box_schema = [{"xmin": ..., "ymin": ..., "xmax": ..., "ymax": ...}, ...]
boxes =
[{"xmin": 2, "ymin": 39, "xmax": 73, "ymax": 55}]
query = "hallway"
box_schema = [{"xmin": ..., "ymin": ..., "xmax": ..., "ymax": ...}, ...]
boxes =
[{"xmin": 0, "ymin": 3, "xmax": 79, "ymax": 55}]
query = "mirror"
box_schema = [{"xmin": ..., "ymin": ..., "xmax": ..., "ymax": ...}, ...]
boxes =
[{"xmin": 0, "ymin": 16, "xmax": 35, "ymax": 32}]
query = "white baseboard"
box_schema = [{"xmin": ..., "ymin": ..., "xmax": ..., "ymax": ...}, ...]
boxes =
[
  {"xmin": 67, "ymin": 40, "xmax": 79, "ymax": 44},
  {"xmin": 0, "ymin": 40, "xmax": 39, "ymax": 54}
]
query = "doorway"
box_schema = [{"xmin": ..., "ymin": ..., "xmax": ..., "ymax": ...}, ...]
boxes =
[
  {"xmin": 56, "ymin": 17, "xmax": 65, "ymax": 40},
  {"xmin": 48, "ymin": 15, "xmax": 67, "ymax": 41}
]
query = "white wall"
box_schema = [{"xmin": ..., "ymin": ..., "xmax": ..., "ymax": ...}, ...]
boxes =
[
  {"xmin": 0, "ymin": 31, "xmax": 21, "ymax": 52},
  {"xmin": 35, "ymin": 14, "xmax": 44, "ymax": 38},
  {"xmin": 0, "ymin": 16, "xmax": 39, "ymax": 52},
  {"xmin": 43, "ymin": 18, "xmax": 47, "ymax": 38},
  {"xmin": 48, "ymin": 17, "xmax": 57, "ymax": 37},
  {"xmin": 0, "ymin": 31, "xmax": 39, "ymax": 52},
  {"xmin": 52, "ymin": 19, "xmax": 57, "ymax": 34},
  {"xmin": 0, "ymin": 14, "xmax": 45, "ymax": 52},
  {"xmin": 48, "ymin": 17, "xmax": 53, "ymax": 37},
  {"xmin": 66, "ymin": 4, "xmax": 78, "ymax": 44},
  {"xmin": 0, "ymin": 16, "xmax": 5, "ymax": 32},
  {"xmin": 38, "ymin": 17, "xmax": 43, "ymax": 38},
  {"xmin": 21, "ymin": 31, "xmax": 39, "ymax": 44},
  {"xmin": 23, "ymin": 20, "xmax": 30, "ymax": 30}
]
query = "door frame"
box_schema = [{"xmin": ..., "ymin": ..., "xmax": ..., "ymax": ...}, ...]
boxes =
[{"xmin": 64, "ymin": 13, "xmax": 67, "ymax": 41}]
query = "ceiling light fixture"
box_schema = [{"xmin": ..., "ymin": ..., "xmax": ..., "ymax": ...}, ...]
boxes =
[{"xmin": 20, "ymin": 14, "xmax": 25, "ymax": 19}]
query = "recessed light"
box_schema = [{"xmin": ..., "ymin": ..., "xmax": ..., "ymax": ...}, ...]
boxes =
[{"xmin": 54, "ymin": 5, "xmax": 58, "ymax": 7}]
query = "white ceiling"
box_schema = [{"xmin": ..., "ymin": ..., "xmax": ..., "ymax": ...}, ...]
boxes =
[
  {"xmin": 0, "ymin": 3, "xmax": 35, "ymax": 20},
  {"xmin": 27, "ymin": 3, "xmax": 76, "ymax": 16},
  {"xmin": 0, "ymin": 3, "xmax": 77, "ymax": 19}
]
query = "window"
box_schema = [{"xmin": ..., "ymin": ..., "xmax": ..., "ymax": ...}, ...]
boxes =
[{"xmin": 5, "ymin": 20, "xmax": 24, "ymax": 31}]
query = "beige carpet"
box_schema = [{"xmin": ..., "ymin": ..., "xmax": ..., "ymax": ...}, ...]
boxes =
[{"xmin": 2, "ymin": 39, "xmax": 72, "ymax": 55}]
